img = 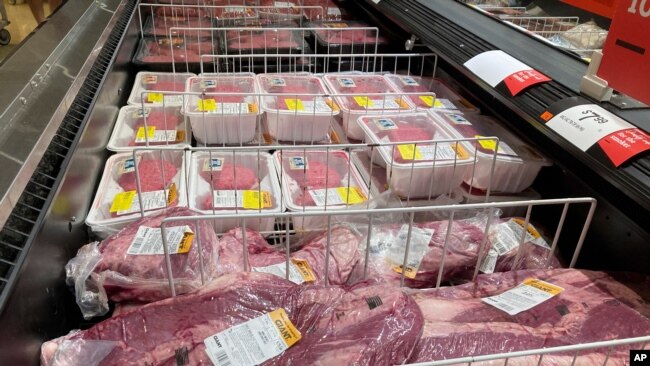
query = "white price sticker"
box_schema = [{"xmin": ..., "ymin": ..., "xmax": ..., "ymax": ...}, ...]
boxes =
[
  {"xmin": 127, "ymin": 225, "xmax": 194, "ymax": 255},
  {"xmin": 204, "ymin": 308, "xmax": 301, "ymax": 366},
  {"xmin": 115, "ymin": 189, "xmax": 170, "ymax": 216},
  {"xmin": 252, "ymin": 259, "xmax": 316, "ymax": 284},
  {"xmin": 384, "ymin": 225, "xmax": 434, "ymax": 279},
  {"xmin": 153, "ymin": 95, "xmax": 184, "ymax": 105},
  {"xmin": 482, "ymin": 278, "xmax": 564, "ymax": 315},
  {"xmin": 134, "ymin": 129, "xmax": 178, "ymax": 143},
  {"xmin": 479, "ymin": 249, "xmax": 499, "ymax": 274}
]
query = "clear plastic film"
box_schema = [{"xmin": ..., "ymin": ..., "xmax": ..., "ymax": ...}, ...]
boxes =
[
  {"xmin": 406, "ymin": 268, "xmax": 650, "ymax": 364},
  {"xmin": 67, "ymin": 207, "xmax": 218, "ymax": 318},
  {"xmin": 42, "ymin": 272, "xmax": 424, "ymax": 366}
]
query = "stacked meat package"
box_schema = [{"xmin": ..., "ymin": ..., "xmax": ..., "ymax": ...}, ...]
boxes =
[{"xmin": 54, "ymin": 7, "xmax": 649, "ymax": 364}]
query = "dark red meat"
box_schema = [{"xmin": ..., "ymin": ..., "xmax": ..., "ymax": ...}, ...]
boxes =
[
  {"xmin": 154, "ymin": 6, "xmax": 205, "ymax": 18},
  {"xmin": 117, "ymin": 159, "xmax": 178, "ymax": 192},
  {"xmin": 43, "ymin": 272, "xmax": 423, "ymax": 366}
]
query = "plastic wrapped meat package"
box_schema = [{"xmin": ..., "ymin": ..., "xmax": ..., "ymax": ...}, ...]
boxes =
[
  {"xmin": 431, "ymin": 111, "xmax": 551, "ymax": 193},
  {"xmin": 67, "ymin": 208, "xmax": 219, "ymax": 319},
  {"xmin": 210, "ymin": 5, "xmax": 258, "ymax": 25},
  {"xmin": 107, "ymin": 105, "xmax": 191, "ymax": 151},
  {"xmin": 182, "ymin": 74, "xmax": 261, "ymax": 144},
  {"xmin": 257, "ymin": 73, "xmax": 339, "ymax": 142},
  {"xmin": 274, "ymin": 149, "xmax": 370, "ymax": 230},
  {"xmin": 42, "ymin": 272, "xmax": 424, "ymax": 366},
  {"xmin": 309, "ymin": 20, "xmax": 389, "ymax": 51},
  {"xmin": 323, "ymin": 74, "xmax": 416, "ymax": 140},
  {"xmin": 384, "ymin": 73, "xmax": 480, "ymax": 114},
  {"xmin": 216, "ymin": 224, "xmax": 362, "ymax": 285},
  {"xmin": 85, "ymin": 150, "xmax": 188, "ymax": 238},
  {"xmin": 133, "ymin": 37, "xmax": 216, "ymax": 67},
  {"xmin": 407, "ymin": 268, "xmax": 650, "ymax": 364},
  {"xmin": 142, "ymin": 15, "xmax": 215, "ymax": 38},
  {"xmin": 257, "ymin": 0, "xmax": 304, "ymax": 19},
  {"xmin": 302, "ymin": 0, "xmax": 346, "ymax": 21},
  {"xmin": 127, "ymin": 71, "xmax": 194, "ymax": 106},
  {"xmin": 222, "ymin": 28, "xmax": 307, "ymax": 54},
  {"xmin": 357, "ymin": 112, "xmax": 475, "ymax": 199},
  {"xmin": 349, "ymin": 209, "xmax": 563, "ymax": 288},
  {"xmin": 188, "ymin": 151, "xmax": 282, "ymax": 232}
]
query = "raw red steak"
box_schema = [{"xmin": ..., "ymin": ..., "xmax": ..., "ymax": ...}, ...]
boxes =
[
  {"xmin": 65, "ymin": 208, "xmax": 219, "ymax": 318},
  {"xmin": 43, "ymin": 272, "xmax": 424, "ymax": 365},
  {"xmin": 217, "ymin": 226, "xmax": 362, "ymax": 285},
  {"xmin": 117, "ymin": 159, "xmax": 178, "ymax": 192},
  {"xmin": 408, "ymin": 269, "xmax": 650, "ymax": 364},
  {"xmin": 199, "ymin": 163, "xmax": 258, "ymax": 190},
  {"xmin": 155, "ymin": 6, "xmax": 205, "ymax": 18}
]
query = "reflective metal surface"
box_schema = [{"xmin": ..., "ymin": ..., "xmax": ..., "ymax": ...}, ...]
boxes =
[{"xmin": 0, "ymin": 0, "xmax": 122, "ymax": 228}]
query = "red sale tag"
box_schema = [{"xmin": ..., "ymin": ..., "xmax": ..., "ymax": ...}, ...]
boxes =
[
  {"xmin": 503, "ymin": 70, "xmax": 551, "ymax": 96},
  {"xmin": 597, "ymin": 0, "xmax": 650, "ymax": 106},
  {"xmin": 597, "ymin": 128, "xmax": 650, "ymax": 167}
]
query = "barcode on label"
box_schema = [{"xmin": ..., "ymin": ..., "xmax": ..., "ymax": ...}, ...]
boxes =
[
  {"xmin": 493, "ymin": 241, "xmax": 508, "ymax": 255},
  {"xmin": 130, "ymin": 235, "xmax": 144, "ymax": 253},
  {"xmin": 214, "ymin": 349, "xmax": 232, "ymax": 366}
]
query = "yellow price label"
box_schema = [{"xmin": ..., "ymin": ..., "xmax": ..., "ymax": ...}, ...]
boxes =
[
  {"xmin": 475, "ymin": 135, "xmax": 499, "ymax": 151},
  {"xmin": 336, "ymin": 187, "xmax": 367, "ymax": 204},
  {"xmin": 419, "ymin": 95, "xmax": 434, "ymax": 107},
  {"xmin": 135, "ymin": 126, "xmax": 156, "ymax": 140},
  {"xmin": 198, "ymin": 98, "xmax": 217, "ymax": 112},
  {"xmin": 392, "ymin": 264, "xmax": 418, "ymax": 279},
  {"xmin": 354, "ymin": 96, "xmax": 374, "ymax": 108},
  {"xmin": 397, "ymin": 144, "xmax": 422, "ymax": 160},
  {"xmin": 284, "ymin": 98, "xmax": 305, "ymax": 111},
  {"xmin": 452, "ymin": 143, "xmax": 470, "ymax": 160},
  {"xmin": 147, "ymin": 93, "xmax": 164, "ymax": 103},
  {"xmin": 291, "ymin": 258, "xmax": 316, "ymax": 282},
  {"xmin": 269, "ymin": 308, "xmax": 302, "ymax": 347},
  {"xmin": 522, "ymin": 278, "xmax": 564, "ymax": 296},
  {"xmin": 512, "ymin": 218, "xmax": 542, "ymax": 239},
  {"xmin": 167, "ymin": 183, "xmax": 178, "ymax": 205},
  {"xmin": 177, "ymin": 230, "xmax": 194, "ymax": 254},
  {"xmin": 243, "ymin": 190, "xmax": 272, "ymax": 209},
  {"xmin": 110, "ymin": 191, "xmax": 136, "ymax": 213}
]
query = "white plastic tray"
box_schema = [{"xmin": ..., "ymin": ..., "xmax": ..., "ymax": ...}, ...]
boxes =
[
  {"xmin": 127, "ymin": 72, "xmax": 195, "ymax": 106},
  {"xmin": 273, "ymin": 149, "xmax": 370, "ymax": 230},
  {"xmin": 182, "ymin": 74, "xmax": 261, "ymax": 145},
  {"xmin": 357, "ymin": 112, "xmax": 475, "ymax": 199},
  {"xmin": 86, "ymin": 150, "xmax": 188, "ymax": 239},
  {"xmin": 188, "ymin": 151, "xmax": 282, "ymax": 233},
  {"xmin": 107, "ymin": 105, "xmax": 191, "ymax": 152},
  {"xmin": 257, "ymin": 73, "xmax": 339, "ymax": 142},
  {"xmin": 322, "ymin": 74, "xmax": 416, "ymax": 140},
  {"xmin": 431, "ymin": 111, "xmax": 551, "ymax": 193}
]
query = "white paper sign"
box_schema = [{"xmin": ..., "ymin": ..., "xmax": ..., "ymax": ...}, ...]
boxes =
[{"xmin": 464, "ymin": 50, "xmax": 532, "ymax": 87}]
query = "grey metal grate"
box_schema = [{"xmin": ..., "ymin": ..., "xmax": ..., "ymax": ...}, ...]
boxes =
[{"xmin": 0, "ymin": 0, "xmax": 137, "ymax": 307}]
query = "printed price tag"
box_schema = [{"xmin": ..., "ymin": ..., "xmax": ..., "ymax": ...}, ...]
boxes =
[
  {"xmin": 481, "ymin": 219, "xmax": 550, "ymax": 274},
  {"xmin": 135, "ymin": 129, "xmax": 180, "ymax": 144},
  {"xmin": 198, "ymin": 99, "xmax": 217, "ymax": 112},
  {"xmin": 127, "ymin": 225, "xmax": 194, "ymax": 255},
  {"xmin": 397, "ymin": 143, "xmax": 468, "ymax": 161},
  {"xmin": 285, "ymin": 98, "xmax": 305, "ymax": 111},
  {"xmin": 252, "ymin": 259, "xmax": 316, "ymax": 284},
  {"xmin": 135, "ymin": 126, "xmax": 156, "ymax": 141},
  {"xmin": 482, "ymin": 278, "xmax": 564, "ymax": 315},
  {"xmin": 384, "ymin": 225, "xmax": 434, "ymax": 279},
  {"xmin": 308, "ymin": 187, "xmax": 367, "ymax": 206},
  {"xmin": 243, "ymin": 190, "xmax": 272, "ymax": 209},
  {"xmin": 204, "ymin": 308, "xmax": 301, "ymax": 366},
  {"xmin": 354, "ymin": 96, "xmax": 374, "ymax": 108},
  {"xmin": 475, "ymin": 135, "xmax": 518, "ymax": 156},
  {"xmin": 147, "ymin": 93, "xmax": 164, "ymax": 103},
  {"xmin": 211, "ymin": 190, "xmax": 272, "ymax": 210},
  {"xmin": 112, "ymin": 184, "xmax": 177, "ymax": 216},
  {"xmin": 109, "ymin": 191, "xmax": 136, "ymax": 213}
]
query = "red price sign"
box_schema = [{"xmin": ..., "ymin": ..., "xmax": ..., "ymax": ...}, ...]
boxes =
[{"xmin": 597, "ymin": 0, "xmax": 650, "ymax": 106}]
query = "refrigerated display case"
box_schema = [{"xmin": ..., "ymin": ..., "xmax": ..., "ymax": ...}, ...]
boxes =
[{"xmin": 0, "ymin": 0, "xmax": 647, "ymax": 364}]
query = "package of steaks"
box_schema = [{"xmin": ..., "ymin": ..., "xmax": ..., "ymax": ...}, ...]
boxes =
[
  {"xmin": 68, "ymin": 208, "xmax": 219, "ymax": 319},
  {"xmin": 127, "ymin": 71, "xmax": 195, "ymax": 106},
  {"xmin": 107, "ymin": 105, "xmax": 191, "ymax": 152},
  {"xmin": 85, "ymin": 150, "xmax": 188, "ymax": 238},
  {"xmin": 307, "ymin": 20, "xmax": 390, "ymax": 54},
  {"xmin": 132, "ymin": 37, "xmax": 216, "ymax": 72},
  {"xmin": 188, "ymin": 151, "xmax": 283, "ymax": 233}
]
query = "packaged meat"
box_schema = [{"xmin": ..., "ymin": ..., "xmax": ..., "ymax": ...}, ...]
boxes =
[
  {"xmin": 222, "ymin": 28, "xmax": 307, "ymax": 55},
  {"xmin": 408, "ymin": 269, "xmax": 650, "ymax": 364},
  {"xmin": 216, "ymin": 226, "xmax": 361, "ymax": 285},
  {"xmin": 142, "ymin": 15, "xmax": 215, "ymax": 38},
  {"xmin": 67, "ymin": 208, "xmax": 219, "ymax": 318},
  {"xmin": 322, "ymin": 74, "xmax": 416, "ymax": 140},
  {"xmin": 107, "ymin": 105, "xmax": 191, "ymax": 152},
  {"xmin": 432, "ymin": 111, "xmax": 551, "ymax": 193},
  {"xmin": 257, "ymin": 73, "xmax": 339, "ymax": 142},
  {"xmin": 257, "ymin": 0, "xmax": 303, "ymax": 19},
  {"xmin": 153, "ymin": 5, "xmax": 207, "ymax": 18},
  {"xmin": 182, "ymin": 74, "xmax": 262, "ymax": 144},
  {"xmin": 85, "ymin": 150, "xmax": 188, "ymax": 238},
  {"xmin": 349, "ymin": 213, "xmax": 497, "ymax": 288},
  {"xmin": 273, "ymin": 149, "xmax": 370, "ymax": 230},
  {"xmin": 302, "ymin": 0, "xmax": 346, "ymax": 21},
  {"xmin": 358, "ymin": 112, "xmax": 475, "ymax": 199},
  {"xmin": 133, "ymin": 37, "xmax": 215, "ymax": 71},
  {"xmin": 188, "ymin": 151, "xmax": 282, "ymax": 233},
  {"xmin": 127, "ymin": 71, "xmax": 194, "ymax": 106},
  {"xmin": 42, "ymin": 272, "xmax": 424, "ymax": 366},
  {"xmin": 211, "ymin": 5, "xmax": 258, "ymax": 25},
  {"xmin": 309, "ymin": 20, "xmax": 389, "ymax": 53},
  {"xmin": 384, "ymin": 73, "xmax": 481, "ymax": 114},
  {"xmin": 458, "ymin": 183, "xmax": 541, "ymax": 217}
]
